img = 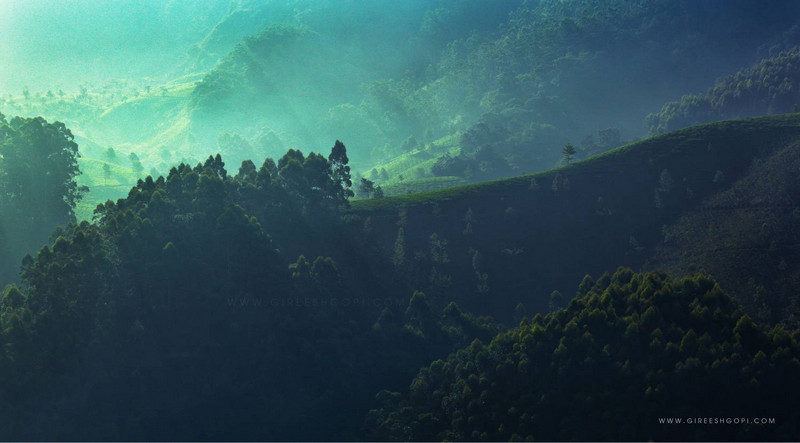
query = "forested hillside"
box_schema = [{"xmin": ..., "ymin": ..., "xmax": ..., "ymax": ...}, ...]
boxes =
[
  {"xmin": 652, "ymin": 142, "xmax": 800, "ymax": 324},
  {"xmin": 649, "ymin": 48, "xmax": 800, "ymax": 134},
  {"xmin": 185, "ymin": 0, "xmax": 800, "ymax": 182},
  {"xmin": 367, "ymin": 269, "xmax": 800, "ymax": 441},
  {"xmin": 2, "ymin": 111, "xmax": 799, "ymax": 440},
  {"xmin": 3, "ymin": 1, "xmax": 800, "ymax": 440},
  {"xmin": 364, "ymin": 0, "xmax": 800, "ymax": 177},
  {"xmin": 0, "ymin": 141, "xmax": 499, "ymax": 440}
]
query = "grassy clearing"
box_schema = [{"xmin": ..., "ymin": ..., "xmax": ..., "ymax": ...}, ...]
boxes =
[
  {"xmin": 76, "ymin": 157, "xmax": 137, "ymax": 220},
  {"xmin": 381, "ymin": 176, "xmax": 466, "ymax": 196}
]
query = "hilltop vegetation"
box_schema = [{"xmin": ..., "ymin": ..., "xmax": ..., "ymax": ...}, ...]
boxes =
[
  {"xmin": 367, "ymin": 269, "xmax": 800, "ymax": 441},
  {"xmin": 649, "ymin": 47, "xmax": 800, "ymax": 134}
]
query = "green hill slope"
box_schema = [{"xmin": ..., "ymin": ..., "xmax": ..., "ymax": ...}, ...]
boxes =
[
  {"xmin": 74, "ymin": 158, "xmax": 138, "ymax": 221},
  {"xmin": 652, "ymin": 142, "xmax": 800, "ymax": 324},
  {"xmin": 350, "ymin": 114, "xmax": 800, "ymax": 321}
]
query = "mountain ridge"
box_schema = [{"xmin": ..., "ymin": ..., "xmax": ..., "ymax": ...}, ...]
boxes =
[{"xmin": 348, "ymin": 113, "xmax": 800, "ymax": 321}]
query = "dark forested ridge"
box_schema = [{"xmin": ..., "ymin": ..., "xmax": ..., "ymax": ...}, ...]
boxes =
[
  {"xmin": 367, "ymin": 269, "xmax": 800, "ymax": 441},
  {"xmin": 1, "ymin": 114, "xmax": 800, "ymax": 440},
  {"xmin": 652, "ymin": 142, "xmax": 800, "ymax": 325},
  {"xmin": 0, "ymin": 140, "xmax": 497, "ymax": 440}
]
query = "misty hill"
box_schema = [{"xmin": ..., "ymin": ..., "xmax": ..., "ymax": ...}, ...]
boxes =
[
  {"xmin": 0, "ymin": 0, "xmax": 233, "ymax": 95},
  {"xmin": 187, "ymin": 24, "xmax": 370, "ymax": 160},
  {"xmin": 183, "ymin": 0, "xmax": 522, "ymax": 165},
  {"xmin": 7, "ymin": 0, "xmax": 800, "ymax": 217},
  {"xmin": 350, "ymin": 114, "xmax": 800, "ymax": 322},
  {"xmin": 648, "ymin": 47, "xmax": 800, "ymax": 134},
  {"xmin": 178, "ymin": 0, "xmax": 800, "ymax": 194},
  {"xmin": 384, "ymin": 0, "xmax": 800, "ymax": 177}
]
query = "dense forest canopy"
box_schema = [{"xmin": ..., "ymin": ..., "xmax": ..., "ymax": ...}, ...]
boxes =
[
  {"xmin": 367, "ymin": 269, "xmax": 800, "ymax": 441},
  {"xmin": 2, "ymin": 0, "xmax": 800, "ymax": 440},
  {"xmin": 0, "ymin": 141, "xmax": 502, "ymax": 440}
]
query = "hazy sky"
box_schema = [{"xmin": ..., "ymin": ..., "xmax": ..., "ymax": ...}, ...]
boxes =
[{"xmin": 0, "ymin": 0, "xmax": 217, "ymax": 95}]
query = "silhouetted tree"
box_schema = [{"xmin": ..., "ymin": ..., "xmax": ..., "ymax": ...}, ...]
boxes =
[
  {"xmin": 128, "ymin": 152, "xmax": 143, "ymax": 176},
  {"xmin": 328, "ymin": 140, "xmax": 354, "ymax": 200},
  {"xmin": 562, "ymin": 142, "xmax": 577, "ymax": 164},
  {"xmin": 359, "ymin": 177, "xmax": 376, "ymax": 198}
]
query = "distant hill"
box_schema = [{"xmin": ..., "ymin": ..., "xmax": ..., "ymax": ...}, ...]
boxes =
[
  {"xmin": 180, "ymin": 0, "xmax": 800, "ymax": 183},
  {"xmin": 648, "ymin": 48, "xmax": 800, "ymax": 134},
  {"xmin": 0, "ymin": 0, "xmax": 231, "ymax": 95},
  {"xmin": 361, "ymin": 0, "xmax": 800, "ymax": 181},
  {"xmin": 187, "ymin": 24, "xmax": 365, "ymax": 156},
  {"xmin": 9, "ymin": 0, "xmax": 800, "ymax": 215}
]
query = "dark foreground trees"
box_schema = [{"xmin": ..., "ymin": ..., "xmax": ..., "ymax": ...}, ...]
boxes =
[
  {"xmin": 367, "ymin": 269, "xmax": 800, "ymax": 441},
  {"xmin": 0, "ymin": 140, "xmax": 497, "ymax": 441},
  {"xmin": 3, "ymin": 125, "xmax": 800, "ymax": 441}
]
